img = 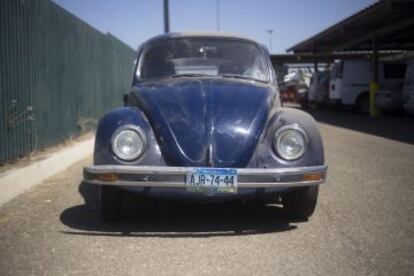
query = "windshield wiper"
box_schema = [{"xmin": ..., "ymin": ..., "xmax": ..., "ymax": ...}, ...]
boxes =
[
  {"xmin": 220, "ymin": 74, "xmax": 267, "ymax": 83},
  {"xmin": 171, "ymin": 73, "xmax": 213, "ymax": 78}
]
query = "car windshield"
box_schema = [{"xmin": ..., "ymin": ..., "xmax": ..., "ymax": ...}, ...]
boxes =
[{"xmin": 138, "ymin": 38, "xmax": 269, "ymax": 82}]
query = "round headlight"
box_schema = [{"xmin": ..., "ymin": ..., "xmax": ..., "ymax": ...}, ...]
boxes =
[
  {"xmin": 274, "ymin": 125, "xmax": 308, "ymax": 160},
  {"xmin": 112, "ymin": 126, "xmax": 146, "ymax": 161}
]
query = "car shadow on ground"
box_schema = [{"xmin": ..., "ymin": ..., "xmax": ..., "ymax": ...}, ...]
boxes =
[
  {"xmin": 303, "ymin": 107, "xmax": 414, "ymax": 145},
  {"xmin": 59, "ymin": 182, "xmax": 299, "ymax": 238}
]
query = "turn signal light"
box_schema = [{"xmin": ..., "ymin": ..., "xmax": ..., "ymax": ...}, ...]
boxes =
[
  {"xmin": 303, "ymin": 173, "xmax": 323, "ymax": 181},
  {"xmin": 96, "ymin": 173, "xmax": 119, "ymax": 182}
]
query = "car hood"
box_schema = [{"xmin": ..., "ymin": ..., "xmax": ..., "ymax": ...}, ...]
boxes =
[{"xmin": 132, "ymin": 78, "xmax": 274, "ymax": 167}]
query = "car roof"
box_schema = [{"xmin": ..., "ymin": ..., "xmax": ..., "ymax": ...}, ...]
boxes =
[{"xmin": 141, "ymin": 32, "xmax": 261, "ymax": 47}]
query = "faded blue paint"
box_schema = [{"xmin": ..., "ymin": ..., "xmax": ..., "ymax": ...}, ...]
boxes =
[
  {"xmin": 131, "ymin": 78, "xmax": 275, "ymax": 168},
  {"xmin": 91, "ymin": 33, "xmax": 325, "ymax": 200},
  {"xmin": 94, "ymin": 107, "xmax": 163, "ymax": 166}
]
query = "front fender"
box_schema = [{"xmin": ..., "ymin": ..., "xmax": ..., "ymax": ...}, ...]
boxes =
[
  {"xmin": 94, "ymin": 107, "xmax": 164, "ymax": 166},
  {"xmin": 247, "ymin": 107, "xmax": 325, "ymax": 168},
  {"xmin": 94, "ymin": 107, "xmax": 325, "ymax": 169}
]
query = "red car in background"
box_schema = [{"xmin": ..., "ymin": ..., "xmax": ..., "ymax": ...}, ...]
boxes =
[{"xmin": 279, "ymin": 70, "xmax": 311, "ymax": 107}]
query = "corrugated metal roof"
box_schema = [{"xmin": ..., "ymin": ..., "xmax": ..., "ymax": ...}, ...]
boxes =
[{"xmin": 287, "ymin": 0, "xmax": 414, "ymax": 53}]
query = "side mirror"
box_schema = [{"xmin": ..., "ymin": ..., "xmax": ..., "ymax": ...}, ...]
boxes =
[{"xmin": 123, "ymin": 94, "xmax": 128, "ymax": 106}]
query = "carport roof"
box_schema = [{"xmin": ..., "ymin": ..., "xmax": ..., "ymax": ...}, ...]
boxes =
[
  {"xmin": 270, "ymin": 52, "xmax": 399, "ymax": 64},
  {"xmin": 287, "ymin": 0, "xmax": 414, "ymax": 53}
]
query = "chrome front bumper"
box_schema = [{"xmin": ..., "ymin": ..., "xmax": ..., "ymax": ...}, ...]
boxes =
[{"xmin": 84, "ymin": 165, "xmax": 327, "ymax": 189}]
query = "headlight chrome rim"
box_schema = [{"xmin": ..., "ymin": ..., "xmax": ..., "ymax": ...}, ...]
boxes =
[
  {"xmin": 111, "ymin": 125, "xmax": 147, "ymax": 161},
  {"xmin": 273, "ymin": 124, "xmax": 308, "ymax": 161}
]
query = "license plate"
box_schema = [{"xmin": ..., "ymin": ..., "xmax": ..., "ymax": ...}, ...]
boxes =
[{"xmin": 186, "ymin": 168, "xmax": 237, "ymax": 193}]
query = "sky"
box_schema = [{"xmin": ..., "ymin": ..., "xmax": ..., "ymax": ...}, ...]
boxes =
[{"xmin": 53, "ymin": 0, "xmax": 377, "ymax": 54}]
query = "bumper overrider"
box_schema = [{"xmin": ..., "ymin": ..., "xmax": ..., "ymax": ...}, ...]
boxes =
[{"xmin": 84, "ymin": 165, "xmax": 327, "ymax": 189}]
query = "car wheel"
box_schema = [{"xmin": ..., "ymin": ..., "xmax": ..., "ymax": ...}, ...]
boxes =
[
  {"xmin": 355, "ymin": 92, "xmax": 369, "ymax": 114},
  {"xmin": 282, "ymin": 186, "xmax": 319, "ymax": 220},
  {"xmin": 100, "ymin": 185, "xmax": 123, "ymax": 222}
]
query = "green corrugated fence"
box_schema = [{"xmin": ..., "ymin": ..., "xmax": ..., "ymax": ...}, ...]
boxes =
[{"xmin": 0, "ymin": 0, "xmax": 136, "ymax": 163}]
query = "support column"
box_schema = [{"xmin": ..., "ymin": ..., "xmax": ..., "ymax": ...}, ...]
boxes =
[
  {"xmin": 163, "ymin": 0, "xmax": 170, "ymax": 33},
  {"xmin": 314, "ymin": 59, "xmax": 318, "ymax": 72},
  {"xmin": 370, "ymin": 37, "xmax": 380, "ymax": 117}
]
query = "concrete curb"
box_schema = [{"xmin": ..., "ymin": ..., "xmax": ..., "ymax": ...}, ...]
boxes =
[{"xmin": 0, "ymin": 138, "xmax": 94, "ymax": 206}]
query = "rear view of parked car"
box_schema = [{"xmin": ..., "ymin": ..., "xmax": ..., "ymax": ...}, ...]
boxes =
[{"xmin": 281, "ymin": 70, "xmax": 311, "ymax": 107}]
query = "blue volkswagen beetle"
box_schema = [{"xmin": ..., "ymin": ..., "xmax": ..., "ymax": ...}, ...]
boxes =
[{"xmin": 84, "ymin": 33, "xmax": 327, "ymax": 221}]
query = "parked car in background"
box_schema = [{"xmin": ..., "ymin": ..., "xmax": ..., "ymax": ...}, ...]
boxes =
[
  {"xmin": 280, "ymin": 70, "xmax": 311, "ymax": 107},
  {"xmin": 375, "ymin": 87, "xmax": 404, "ymax": 112},
  {"xmin": 83, "ymin": 33, "xmax": 327, "ymax": 221},
  {"xmin": 329, "ymin": 60, "xmax": 370, "ymax": 111},
  {"xmin": 330, "ymin": 60, "xmax": 406, "ymax": 113},
  {"xmin": 403, "ymin": 58, "xmax": 414, "ymax": 115},
  {"xmin": 375, "ymin": 63, "xmax": 407, "ymax": 112},
  {"xmin": 308, "ymin": 70, "xmax": 330, "ymax": 106},
  {"xmin": 279, "ymin": 85, "xmax": 299, "ymax": 104}
]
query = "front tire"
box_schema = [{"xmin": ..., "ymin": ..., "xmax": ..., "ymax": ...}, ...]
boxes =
[
  {"xmin": 100, "ymin": 185, "xmax": 123, "ymax": 222},
  {"xmin": 282, "ymin": 186, "xmax": 319, "ymax": 220}
]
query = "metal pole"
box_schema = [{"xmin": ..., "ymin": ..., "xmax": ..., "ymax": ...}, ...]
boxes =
[
  {"xmin": 163, "ymin": 0, "xmax": 170, "ymax": 33},
  {"xmin": 267, "ymin": 30, "xmax": 273, "ymax": 53},
  {"xmin": 369, "ymin": 37, "xmax": 380, "ymax": 117},
  {"xmin": 372, "ymin": 37, "xmax": 379, "ymax": 82},
  {"xmin": 314, "ymin": 60, "xmax": 318, "ymax": 72},
  {"xmin": 216, "ymin": 0, "xmax": 220, "ymax": 31}
]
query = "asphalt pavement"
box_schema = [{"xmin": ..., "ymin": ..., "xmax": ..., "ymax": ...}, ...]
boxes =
[{"xmin": 1, "ymin": 109, "xmax": 413, "ymax": 276}]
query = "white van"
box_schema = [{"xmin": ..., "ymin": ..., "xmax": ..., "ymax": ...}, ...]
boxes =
[
  {"xmin": 330, "ymin": 60, "xmax": 406, "ymax": 113},
  {"xmin": 308, "ymin": 70, "xmax": 330, "ymax": 105},
  {"xmin": 375, "ymin": 63, "xmax": 407, "ymax": 112},
  {"xmin": 329, "ymin": 60, "xmax": 370, "ymax": 111},
  {"xmin": 403, "ymin": 59, "xmax": 414, "ymax": 115}
]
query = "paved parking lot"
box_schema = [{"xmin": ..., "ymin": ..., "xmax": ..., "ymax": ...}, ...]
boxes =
[{"xmin": 1, "ymin": 109, "xmax": 413, "ymax": 275}]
